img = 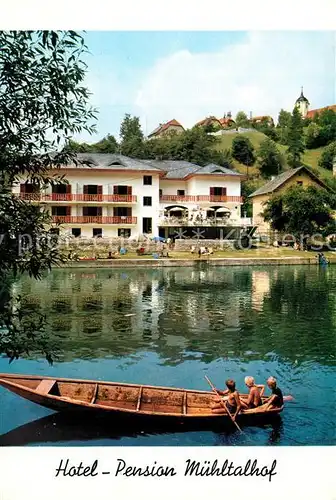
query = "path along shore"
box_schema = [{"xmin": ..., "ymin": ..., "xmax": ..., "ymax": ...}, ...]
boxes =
[{"xmin": 60, "ymin": 256, "xmax": 335, "ymax": 268}]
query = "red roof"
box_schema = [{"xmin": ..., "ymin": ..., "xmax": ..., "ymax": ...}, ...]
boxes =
[
  {"xmin": 306, "ymin": 104, "xmax": 336, "ymax": 119},
  {"xmin": 148, "ymin": 119, "xmax": 184, "ymax": 137},
  {"xmin": 219, "ymin": 117, "xmax": 235, "ymax": 126},
  {"xmin": 195, "ymin": 116, "xmax": 222, "ymax": 127}
]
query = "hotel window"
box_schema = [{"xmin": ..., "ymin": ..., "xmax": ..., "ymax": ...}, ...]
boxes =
[
  {"xmin": 210, "ymin": 187, "xmax": 227, "ymax": 196},
  {"xmin": 113, "ymin": 185, "xmax": 132, "ymax": 195},
  {"xmin": 52, "ymin": 184, "xmax": 70, "ymax": 194},
  {"xmin": 51, "ymin": 206, "xmax": 71, "ymax": 216},
  {"xmin": 143, "ymin": 196, "xmax": 152, "ymax": 206},
  {"xmin": 142, "ymin": 217, "xmax": 152, "ymax": 234},
  {"xmin": 159, "ymin": 189, "xmax": 163, "ymax": 197},
  {"xmin": 143, "ymin": 175, "xmax": 152, "ymax": 185},
  {"xmin": 177, "ymin": 190, "xmax": 185, "ymax": 196},
  {"xmin": 118, "ymin": 228, "xmax": 131, "ymax": 238},
  {"xmin": 71, "ymin": 228, "xmax": 81, "ymax": 238},
  {"xmin": 83, "ymin": 207, "xmax": 102, "ymax": 216},
  {"xmin": 92, "ymin": 228, "xmax": 103, "ymax": 238},
  {"xmin": 83, "ymin": 185, "xmax": 103, "ymax": 195},
  {"xmin": 114, "ymin": 207, "xmax": 132, "ymax": 217}
]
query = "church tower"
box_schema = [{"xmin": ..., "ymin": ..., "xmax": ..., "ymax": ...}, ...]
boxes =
[{"xmin": 295, "ymin": 87, "xmax": 310, "ymax": 117}]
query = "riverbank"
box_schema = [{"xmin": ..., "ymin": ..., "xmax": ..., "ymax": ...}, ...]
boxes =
[{"xmin": 61, "ymin": 256, "xmax": 335, "ymax": 268}]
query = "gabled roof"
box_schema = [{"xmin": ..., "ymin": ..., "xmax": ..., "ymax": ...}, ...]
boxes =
[
  {"xmin": 195, "ymin": 116, "xmax": 222, "ymax": 128},
  {"xmin": 198, "ymin": 163, "xmax": 242, "ymax": 176},
  {"xmin": 219, "ymin": 117, "xmax": 235, "ymax": 127},
  {"xmin": 249, "ymin": 166, "xmax": 331, "ymax": 197},
  {"xmin": 148, "ymin": 119, "xmax": 184, "ymax": 138},
  {"xmin": 306, "ymin": 104, "xmax": 336, "ymax": 119},
  {"xmin": 141, "ymin": 159, "xmax": 201, "ymax": 179},
  {"xmin": 64, "ymin": 153, "xmax": 163, "ymax": 172},
  {"xmin": 61, "ymin": 154, "xmax": 242, "ymax": 179},
  {"xmin": 142, "ymin": 160, "xmax": 242, "ymax": 179}
]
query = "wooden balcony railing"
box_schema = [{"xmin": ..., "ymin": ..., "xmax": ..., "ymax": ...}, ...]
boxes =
[
  {"xmin": 19, "ymin": 193, "xmax": 137, "ymax": 203},
  {"xmin": 159, "ymin": 195, "xmax": 242, "ymax": 203},
  {"xmin": 52, "ymin": 216, "xmax": 137, "ymax": 225}
]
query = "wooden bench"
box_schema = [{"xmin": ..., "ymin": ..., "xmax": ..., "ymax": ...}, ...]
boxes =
[{"xmin": 35, "ymin": 379, "xmax": 56, "ymax": 394}]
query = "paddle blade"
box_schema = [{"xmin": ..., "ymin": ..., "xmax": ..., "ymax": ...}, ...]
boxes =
[{"xmin": 283, "ymin": 395, "xmax": 295, "ymax": 402}]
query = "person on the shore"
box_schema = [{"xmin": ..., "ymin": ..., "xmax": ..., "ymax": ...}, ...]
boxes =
[
  {"xmin": 241, "ymin": 376, "xmax": 264, "ymax": 409},
  {"xmin": 264, "ymin": 376, "xmax": 283, "ymax": 408},
  {"xmin": 211, "ymin": 379, "xmax": 241, "ymax": 421}
]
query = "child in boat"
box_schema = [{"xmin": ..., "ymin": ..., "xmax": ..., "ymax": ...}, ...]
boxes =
[
  {"xmin": 240, "ymin": 376, "xmax": 265, "ymax": 409},
  {"xmin": 211, "ymin": 379, "xmax": 241, "ymax": 421},
  {"xmin": 265, "ymin": 376, "xmax": 284, "ymax": 408}
]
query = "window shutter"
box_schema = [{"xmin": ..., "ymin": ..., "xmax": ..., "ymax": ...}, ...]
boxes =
[
  {"xmin": 127, "ymin": 208, "xmax": 132, "ymax": 217},
  {"xmin": 97, "ymin": 185, "xmax": 103, "ymax": 195},
  {"xmin": 20, "ymin": 184, "xmax": 26, "ymax": 193},
  {"xmin": 127, "ymin": 186, "xmax": 132, "ymax": 195},
  {"xmin": 97, "ymin": 207, "xmax": 102, "ymax": 216},
  {"xmin": 222, "ymin": 187, "xmax": 227, "ymax": 196},
  {"xmin": 83, "ymin": 207, "xmax": 89, "ymax": 216},
  {"xmin": 210, "ymin": 187, "xmax": 215, "ymax": 196},
  {"xmin": 83, "ymin": 185, "xmax": 88, "ymax": 195},
  {"xmin": 66, "ymin": 184, "xmax": 72, "ymax": 194},
  {"xmin": 66, "ymin": 206, "xmax": 71, "ymax": 216},
  {"xmin": 113, "ymin": 185, "xmax": 118, "ymax": 194}
]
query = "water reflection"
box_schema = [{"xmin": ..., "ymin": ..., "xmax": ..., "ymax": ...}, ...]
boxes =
[
  {"xmin": 0, "ymin": 411, "xmax": 283, "ymax": 447},
  {"xmin": 13, "ymin": 266, "xmax": 336, "ymax": 366}
]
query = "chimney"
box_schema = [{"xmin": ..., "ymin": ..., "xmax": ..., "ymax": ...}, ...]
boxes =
[{"xmin": 333, "ymin": 155, "xmax": 336, "ymax": 177}]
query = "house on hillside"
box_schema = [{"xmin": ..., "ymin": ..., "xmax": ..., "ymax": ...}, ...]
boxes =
[
  {"xmin": 251, "ymin": 115, "xmax": 274, "ymax": 126},
  {"xmin": 249, "ymin": 166, "xmax": 331, "ymax": 233},
  {"xmin": 195, "ymin": 116, "xmax": 223, "ymax": 131},
  {"xmin": 147, "ymin": 119, "xmax": 184, "ymax": 139},
  {"xmin": 219, "ymin": 112, "xmax": 236, "ymax": 129}
]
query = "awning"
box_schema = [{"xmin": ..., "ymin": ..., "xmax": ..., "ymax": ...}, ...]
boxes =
[{"xmin": 215, "ymin": 207, "xmax": 231, "ymax": 213}]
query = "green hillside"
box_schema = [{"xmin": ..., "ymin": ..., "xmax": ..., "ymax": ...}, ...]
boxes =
[{"xmin": 214, "ymin": 130, "xmax": 328, "ymax": 179}]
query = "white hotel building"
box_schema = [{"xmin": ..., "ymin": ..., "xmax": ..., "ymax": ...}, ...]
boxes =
[{"xmin": 14, "ymin": 153, "xmax": 252, "ymax": 240}]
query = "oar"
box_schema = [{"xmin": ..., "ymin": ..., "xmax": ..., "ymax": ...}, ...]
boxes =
[
  {"xmin": 205, "ymin": 375, "xmax": 243, "ymax": 433},
  {"xmin": 283, "ymin": 395, "xmax": 294, "ymax": 402}
]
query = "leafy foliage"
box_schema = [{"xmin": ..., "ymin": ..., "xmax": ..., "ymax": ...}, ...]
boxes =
[
  {"xmin": 276, "ymin": 109, "xmax": 292, "ymax": 145},
  {"xmin": 257, "ymin": 138, "xmax": 283, "ymax": 178},
  {"xmin": 235, "ymin": 111, "xmax": 250, "ymax": 128},
  {"xmin": 287, "ymin": 107, "xmax": 305, "ymax": 168},
  {"xmin": 262, "ymin": 184, "xmax": 336, "ymax": 238},
  {"xmin": 0, "ymin": 30, "xmax": 96, "ymax": 361},
  {"xmin": 231, "ymin": 136, "xmax": 255, "ymax": 166},
  {"xmin": 318, "ymin": 141, "xmax": 336, "ymax": 171}
]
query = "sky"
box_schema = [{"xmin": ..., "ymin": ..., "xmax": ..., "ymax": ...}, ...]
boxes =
[{"xmin": 78, "ymin": 31, "xmax": 336, "ymax": 142}]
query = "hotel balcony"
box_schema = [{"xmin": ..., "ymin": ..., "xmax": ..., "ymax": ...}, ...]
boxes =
[
  {"xmin": 158, "ymin": 216, "xmax": 243, "ymax": 227},
  {"xmin": 18, "ymin": 193, "xmax": 137, "ymax": 203},
  {"xmin": 159, "ymin": 195, "xmax": 242, "ymax": 203},
  {"xmin": 52, "ymin": 216, "xmax": 137, "ymax": 225}
]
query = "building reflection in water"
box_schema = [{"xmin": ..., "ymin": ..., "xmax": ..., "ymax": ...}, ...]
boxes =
[{"xmin": 12, "ymin": 266, "xmax": 335, "ymax": 366}]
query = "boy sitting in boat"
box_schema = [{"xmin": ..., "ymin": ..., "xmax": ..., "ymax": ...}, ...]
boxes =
[
  {"xmin": 264, "ymin": 376, "xmax": 284, "ymax": 408},
  {"xmin": 211, "ymin": 379, "xmax": 241, "ymax": 421},
  {"xmin": 240, "ymin": 376, "xmax": 265, "ymax": 410}
]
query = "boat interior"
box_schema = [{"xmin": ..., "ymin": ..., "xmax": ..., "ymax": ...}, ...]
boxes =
[
  {"xmin": 3, "ymin": 377, "xmax": 218, "ymax": 415},
  {"xmin": 0, "ymin": 376, "xmax": 274, "ymax": 416}
]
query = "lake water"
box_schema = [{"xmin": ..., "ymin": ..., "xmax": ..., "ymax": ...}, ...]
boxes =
[{"xmin": 0, "ymin": 265, "xmax": 335, "ymax": 446}]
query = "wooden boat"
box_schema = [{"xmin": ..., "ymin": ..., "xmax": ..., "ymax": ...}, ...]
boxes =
[{"xmin": 0, "ymin": 373, "xmax": 283, "ymax": 425}]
